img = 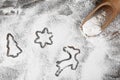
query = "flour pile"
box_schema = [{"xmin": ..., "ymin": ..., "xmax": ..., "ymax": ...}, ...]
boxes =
[{"xmin": 82, "ymin": 11, "xmax": 106, "ymax": 36}]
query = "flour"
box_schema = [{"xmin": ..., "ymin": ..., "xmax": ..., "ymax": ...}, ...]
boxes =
[
  {"xmin": 82, "ymin": 11, "xmax": 106, "ymax": 36},
  {"xmin": 80, "ymin": 36, "xmax": 110, "ymax": 80},
  {"xmin": 1, "ymin": 0, "xmax": 118, "ymax": 80}
]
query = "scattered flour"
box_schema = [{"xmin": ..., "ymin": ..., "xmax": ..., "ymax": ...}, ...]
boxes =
[
  {"xmin": 1, "ymin": 0, "xmax": 119, "ymax": 80},
  {"xmin": 0, "ymin": 7, "xmax": 22, "ymax": 15},
  {"xmin": 82, "ymin": 11, "xmax": 106, "ymax": 36},
  {"xmin": 81, "ymin": 36, "xmax": 109, "ymax": 80}
]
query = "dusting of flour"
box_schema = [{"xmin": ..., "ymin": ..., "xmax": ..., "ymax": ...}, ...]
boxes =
[
  {"xmin": 81, "ymin": 35, "xmax": 110, "ymax": 80},
  {"xmin": 81, "ymin": 10, "xmax": 110, "ymax": 80},
  {"xmin": 82, "ymin": 11, "xmax": 106, "ymax": 36}
]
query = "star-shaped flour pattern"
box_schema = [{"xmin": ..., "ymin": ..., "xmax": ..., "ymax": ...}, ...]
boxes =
[{"xmin": 34, "ymin": 27, "xmax": 53, "ymax": 48}]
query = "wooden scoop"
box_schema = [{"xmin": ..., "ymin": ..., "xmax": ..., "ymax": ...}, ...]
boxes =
[{"xmin": 81, "ymin": 0, "xmax": 120, "ymax": 37}]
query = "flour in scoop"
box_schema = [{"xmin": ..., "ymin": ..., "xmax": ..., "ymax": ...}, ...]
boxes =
[{"xmin": 82, "ymin": 11, "xmax": 106, "ymax": 36}]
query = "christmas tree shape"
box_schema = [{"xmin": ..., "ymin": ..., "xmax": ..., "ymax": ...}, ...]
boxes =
[
  {"xmin": 55, "ymin": 46, "xmax": 80, "ymax": 76},
  {"xmin": 6, "ymin": 33, "xmax": 22, "ymax": 58}
]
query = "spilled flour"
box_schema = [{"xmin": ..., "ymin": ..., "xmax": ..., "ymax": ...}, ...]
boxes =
[
  {"xmin": 81, "ymin": 36, "xmax": 109, "ymax": 80},
  {"xmin": 0, "ymin": 0, "xmax": 120, "ymax": 80},
  {"xmin": 81, "ymin": 9, "xmax": 120, "ymax": 80},
  {"xmin": 82, "ymin": 11, "xmax": 106, "ymax": 36}
]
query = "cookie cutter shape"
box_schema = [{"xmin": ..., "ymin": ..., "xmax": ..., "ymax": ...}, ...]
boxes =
[
  {"xmin": 55, "ymin": 46, "xmax": 80, "ymax": 76},
  {"xmin": 34, "ymin": 27, "xmax": 53, "ymax": 48},
  {"xmin": 6, "ymin": 33, "xmax": 22, "ymax": 58}
]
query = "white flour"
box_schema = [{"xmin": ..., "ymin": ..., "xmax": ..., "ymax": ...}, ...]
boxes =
[
  {"xmin": 82, "ymin": 11, "xmax": 106, "ymax": 36},
  {"xmin": 81, "ymin": 36, "xmax": 109, "ymax": 80},
  {"xmin": 0, "ymin": 0, "xmax": 120, "ymax": 80}
]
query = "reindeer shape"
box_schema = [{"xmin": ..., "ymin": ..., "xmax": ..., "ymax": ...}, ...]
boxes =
[{"xmin": 55, "ymin": 46, "xmax": 80, "ymax": 76}]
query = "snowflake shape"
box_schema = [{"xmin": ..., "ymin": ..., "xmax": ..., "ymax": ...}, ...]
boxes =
[{"xmin": 34, "ymin": 27, "xmax": 53, "ymax": 48}]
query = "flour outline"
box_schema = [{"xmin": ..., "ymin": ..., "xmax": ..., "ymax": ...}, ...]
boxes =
[
  {"xmin": 34, "ymin": 27, "xmax": 53, "ymax": 48},
  {"xmin": 55, "ymin": 46, "xmax": 80, "ymax": 76},
  {"xmin": 6, "ymin": 33, "xmax": 23, "ymax": 58}
]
